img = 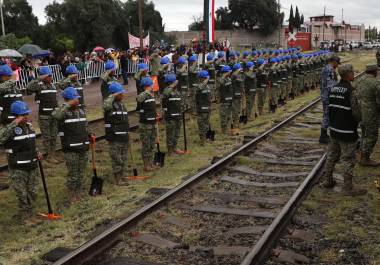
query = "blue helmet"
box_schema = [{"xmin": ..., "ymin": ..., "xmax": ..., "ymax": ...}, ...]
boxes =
[
  {"xmin": 108, "ymin": 82, "xmax": 125, "ymax": 94},
  {"xmin": 252, "ymin": 51, "xmax": 258, "ymax": 56},
  {"xmin": 66, "ymin": 65, "xmax": 79, "ymax": 75},
  {"xmin": 286, "ymin": 55, "xmax": 291, "ymax": 60},
  {"xmin": 189, "ymin": 55, "xmax": 198, "ymax": 62},
  {"xmin": 105, "ymin": 61, "xmax": 116, "ymax": 71},
  {"xmin": 262, "ymin": 49, "xmax": 268, "ymax": 55},
  {"xmin": 160, "ymin": 57, "xmax": 170, "ymax": 65},
  {"xmin": 243, "ymin": 51, "xmax": 250, "ymax": 57},
  {"xmin": 236, "ymin": 51, "xmax": 240, "ymax": 57},
  {"xmin": 198, "ymin": 70, "xmax": 209, "ymax": 78},
  {"xmin": 246, "ymin": 61, "xmax": 254, "ymax": 68},
  {"xmin": 298, "ymin": 54, "xmax": 303, "ymax": 59},
  {"xmin": 177, "ymin": 56, "xmax": 187, "ymax": 64},
  {"xmin": 39, "ymin": 66, "xmax": 52, "ymax": 76},
  {"xmin": 281, "ymin": 56, "xmax": 287, "ymax": 62},
  {"xmin": 269, "ymin": 58, "xmax": 277, "ymax": 63},
  {"xmin": 228, "ymin": 51, "xmax": 236, "ymax": 58},
  {"xmin": 0, "ymin": 64, "xmax": 13, "ymax": 76},
  {"xmin": 217, "ymin": 51, "xmax": 225, "ymax": 58},
  {"xmin": 257, "ymin": 50, "xmax": 262, "ymax": 55},
  {"xmin": 232, "ymin": 63, "xmax": 241, "ymax": 71},
  {"xmin": 11, "ymin": 101, "xmax": 31, "ymax": 115},
  {"xmin": 164, "ymin": 73, "xmax": 177, "ymax": 83},
  {"xmin": 62, "ymin": 87, "xmax": 81, "ymax": 100},
  {"xmin": 274, "ymin": 50, "xmax": 279, "ymax": 55},
  {"xmin": 137, "ymin": 63, "xmax": 148, "ymax": 70},
  {"xmin": 221, "ymin": 65, "xmax": 232, "ymax": 73},
  {"xmin": 257, "ymin": 58, "xmax": 265, "ymax": 65},
  {"xmin": 207, "ymin": 53, "xmax": 215, "ymax": 61},
  {"xmin": 140, "ymin": 77, "xmax": 154, "ymax": 87}
]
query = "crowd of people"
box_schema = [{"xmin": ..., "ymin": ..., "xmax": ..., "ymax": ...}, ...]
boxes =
[{"xmin": 0, "ymin": 45, "xmax": 379, "ymax": 225}]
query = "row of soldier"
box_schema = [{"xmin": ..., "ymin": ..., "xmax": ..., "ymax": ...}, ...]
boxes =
[{"xmin": 0, "ymin": 48, "xmax": 332, "ymax": 224}]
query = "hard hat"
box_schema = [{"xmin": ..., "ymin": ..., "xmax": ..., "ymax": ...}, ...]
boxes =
[
  {"xmin": 164, "ymin": 73, "xmax": 177, "ymax": 83},
  {"xmin": 246, "ymin": 61, "xmax": 255, "ymax": 68},
  {"xmin": 252, "ymin": 51, "xmax": 258, "ymax": 56},
  {"xmin": 197, "ymin": 70, "xmax": 209, "ymax": 78},
  {"xmin": 108, "ymin": 82, "xmax": 125, "ymax": 94},
  {"xmin": 66, "ymin": 65, "xmax": 79, "ymax": 75},
  {"xmin": 207, "ymin": 53, "xmax": 215, "ymax": 61},
  {"xmin": 257, "ymin": 58, "xmax": 265, "ymax": 65},
  {"xmin": 11, "ymin": 101, "xmax": 31, "ymax": 115},
  {"xmin": 178, "ymin": 57, "xmax": 187, "ymax": 64},
  {"xmin": 160, "ymin": 57, "xmax": 170, "ymax": 65},
  {"xmin": 229, "ymin": 51, "xmax": 236, "ymax": 57},
  {"xmin": 62, "ymin": 86, "xmax": 81, "ymax": 100},
  {"xmin": 269, "ymin": 58, "xmax": 277, "ymax": 63},
  {"xmin": 189, "ymin": 55, "xmax": 198, "ymax": 62},
  {"xmin": 137, "ymin": 63, "xmax": 148, "ymax": 70},
  {"xmin": 232, "ymin": 63, "xmax": 241, "ymax": 71},
  {"xmin": 140, "ymin": 76, "xmax": 154, "ymax": 87},
  {"xmin": 217, "ymin": 51, "xmax": 225, "ymax": 58},
  {"xmin": 0, "ymin": 64, "xmax": 13, "ymax": 76},
  {"xmin": 105, "ymin": 61, "xmax": 116, "ymax": 71},
  {"xmin": 220, "ymin": 65, "xmax": 232, "ymax": 73},
  {"xmin": 39, "ymin": 66, "xmax": 52, "ymax": 76},
  {"xmin": 243, "ymin": 51, "xmax": 250, "ymax": 57}
]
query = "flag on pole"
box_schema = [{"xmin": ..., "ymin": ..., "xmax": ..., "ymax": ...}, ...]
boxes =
[{"xmin": 204, "ymin": 0, "xmax": 215, "ymax": 43}]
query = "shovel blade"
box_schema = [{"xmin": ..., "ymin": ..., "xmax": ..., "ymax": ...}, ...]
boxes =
[
  {"xmin": 206, "ymin": 130, "xmax": 215, "ymax": 141},
  {"xmin": 154, "ymin": 152, "xmax": 166, "ymax": 167},
  {"xmin": 89, "ymin": 176, "xmax": 103, "ymax": 196}
]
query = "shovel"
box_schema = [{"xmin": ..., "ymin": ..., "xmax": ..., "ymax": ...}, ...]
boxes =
[
  {"xmin": 126, "ymin": 140, "xmax": 149, "ymax": 180},
  {"xmin": 154, "ymin": 118, "xmax": 165, "ymax": 167},
  {"xmin": 89, "ymin": 136, "xmax": 103, "ymax": 196},
  {"xmin": 38, "ymin": 160, "xmax": 62, "ymax": 220},
  {"xmin": 182, "ymin": 111, "xmax": 191, "ymax": 153}
]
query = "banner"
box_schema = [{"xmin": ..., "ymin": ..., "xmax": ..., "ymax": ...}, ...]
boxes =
[
  {"xmin": 204, "ymin": 0, "xmax": 215, "ymax": 43},
  {"xmin": 128, "ymin": 32, "xmax": 150, "ymax": 49}
]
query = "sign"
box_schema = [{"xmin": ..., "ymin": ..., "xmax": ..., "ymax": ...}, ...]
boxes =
[{"xmin": 128, "ymin": 32, "xmax": 150, "ymax": 49}]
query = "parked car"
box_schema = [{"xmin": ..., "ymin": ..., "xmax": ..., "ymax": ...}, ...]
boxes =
[
  {"xmin": 363, "ymin": 42, "xmax": 373, "ymax": 49},
  {"xmin": 372, "ymin": 42, "xmax": 380, "ymax": 48},
  {"xmin": 350, "ymin": 42, "xmax": 359, "ymax": 48}
]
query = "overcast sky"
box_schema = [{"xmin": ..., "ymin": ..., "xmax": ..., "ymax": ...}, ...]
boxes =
[{"xmin": 28, "ymin": 0, "xmax": 379, "ymax": 31}]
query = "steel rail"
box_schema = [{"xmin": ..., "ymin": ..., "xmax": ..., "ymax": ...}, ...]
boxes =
[{"xmin": 53, "ymin": 96, "xmax": 323, "ymax": 265}]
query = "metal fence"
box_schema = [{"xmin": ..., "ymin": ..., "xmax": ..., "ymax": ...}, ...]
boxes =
[{"xmin": 15, "ymin": 58, "xmax": 149, "ymax": 90}]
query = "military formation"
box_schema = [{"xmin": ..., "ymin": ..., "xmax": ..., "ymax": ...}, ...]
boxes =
[{"xmin": 0, "ymin": 47, "xmax": 379, "ymax": 224}]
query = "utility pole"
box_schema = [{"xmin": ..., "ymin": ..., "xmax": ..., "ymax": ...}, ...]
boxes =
[
  {"xmin": 278, "ymin": 0, "xmax": 281, "ymax": 47},
  {"xmin": 322, "ymin": 6, "xmax": 326, "ymax": 41},
  {"xmin": 0, "ymin": 0, "xmax": 5, "ymax": 37},
  {"xmin": 138, "ymin": 0, "xmax": 144, "ymax": 51}
]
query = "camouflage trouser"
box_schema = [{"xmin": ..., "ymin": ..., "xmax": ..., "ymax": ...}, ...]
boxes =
[
  {"xmin": 256, "ymin": 88, "xmax": 266, "ymax": 108},
  {"xmin": 166, "ymin": 119, "xmax": 181, "ymax": 150},
  {"xmin": 324, "ymin": 137, "xmax": 357, "ymax": 176},
  {"xmin": 180, "ymin": 91, "xmax": 189, "ymax": 111},
  {"xmin": 292, "ymin": 77, "xmax": 299, "ymax": 96},
  {"xmin": 109, "ymin": 141, "xmax": 128, "ymax": 177},
  {"xmin": 197, "ymin": 112, "xmax": 210, "ymax": 138},
  {"xmin": 322, "ymin": 99, "xmax": 329, "ymax": 130},
  {"xmin": 39, "ymin": 114, "xmax": 58, "ymax": 154},
  {"xmin": 139, "ymin": 123, "xmax": 157, "ymax": 163},
  {"xmin": 63, "ymin": 151, "xmax": 88, "ymax": 191},
  {"xmin": 209, "ymin": 83, "xmax": 216, "ymax": 101},
  {"xmin": 269, "ymin": 84, "xmax": 279, "ymax": 105},
  {"xmin": 245, "ymin": 92, "xmax": 256, "ymax": 118},
  {"xmin": 189, "ymin": 86, "xmax": 197, "ymax": 113},
  {"xmin": 280, "ymin": 80, "xmax": 287, "ymax": 99},
  {"xmin": 299, "ymin": 76, "xmax": 305, "ymax": 93},
  {"xmin": 220, "ymin": 102, "xmax": 233, "ymax": 131},
  {"xmin": 232, "ymin": 97, "xmax": 242, "ymax": 128},
  {"xmin": 361, "ymin": 122, "xmax": 379, "ymax": 155},
  {"xmin": 287, "ymin": 79, "xmax": 293, "ymax": 97},
  {"xmin": 9, "ymin": 168, "xmax": 39, "ymax": 216}
]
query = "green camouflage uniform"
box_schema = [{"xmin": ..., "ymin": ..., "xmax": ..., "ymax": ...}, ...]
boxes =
[
  {"xmin": 356, "ymin": 74, "xmax": 380, "ymax": 156},
  {"xmin": 244, "ymin": 69, "xmax": 257, "ymax": 119},
  {"xmin": 218, "ymin": 75, "xmax": 233, "ymax": 132},
  {"xmin": 0, "ymin": 80, "xmax": 23, "ymax": 125},
  {"xmin": 149, "ymin": 53, "xmax": 161, "ymax": 76},
  {"xmin": 134, "ymin": 70, "xmax": 148, "ymax": 95},
  {"xmin": 286, "ymin": 61, "xmax": 293, "ymax": 99},
  {"xmin": 0, "ymin": 121, "xmax": 38, "ymax": 217},
  {"xmin": 188, "ymin": 62, "xmax": 199, "ymax": 113},
  {"xmin": 256, "ymin": 65, "xmax": 268, "ymax": 112},
  {"xmin": 176, "ymin": 64, "xmax": 189, "ymax": 110},
  {"xmin": 100, "ymin": 71, "xmax": 118, "ymax": 100},
  {"xmin": 269, "ymin": 63, "xmax": 279, "ymax": 106},
  {"xmin": 291, "ymin": 60, "xmax": 300, "ymax": 96},
  {"xmin": 231, "ymin": 70, "xmax": 244, "ymax": 128},
  {"xmin": 204, "ymin": 61, "xmax": 216, "ymax": 100},
  {"xmin": 195, "ymin": 81, "xmax": 211, "ymax": 140},
  {"xmin": 163, "ymin": 86, "xmax": 182, "ymax": 152},
  {"xmin": 56, "ymin": 76, "xmax": 86, "ymax": 110}
]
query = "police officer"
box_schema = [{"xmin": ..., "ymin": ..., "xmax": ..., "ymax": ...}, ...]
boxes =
[
  {"xmin": 176, "ymin": 56, "xmax": 189, "ymax": 111},
  {"xmin": 256, "ymin": 58, "xmax": 268, "ymax": 116},
  {"xmin": 320, "ymin": 55, "xmax": 340, "ymax": 144},
  {"xmin": 101, "ymin": 61, "xmax": 118, "ymax": 100},
  {"xmin": 27, "ymin": 66, "xmax": 60, "ymax": 164},
  {"xmin": 57, "ymin": 65, "xmax": 86, "ymax": 110},
  {"xmin": 188, "ymin": 55, "xmax": 199, "ymax": 114},
  {"xmin": 134, "ymin": 63, "xmax": 149, "ymax": 95},
  {"xmin": 0, "ymin": 64, "xmax": 23, "ymax": 125},
  {"xmin": 103, "ymin": 82, "xmax": 130, "ymax": 185},
  {"xmin": 321, "ymin": 64, "xmax": 366, "ymax": 196},
  {"xmin": 195, "ymin": 70, "xmax": 211, "ymax": 144},
  {"xmin": 136, "ymin": 77, "xmax": 158, "ymax": 171},
  {"xmin": 244, "ymin": 61, "xmax": 257, "ymax": 120},
  {"xmin": 53, "ymin": 87, "xmax": 92, "ymax": 202},
  {"xmin": 0, "ymin": 101, "xmax": 40, "ymax": 224},
  {"xmin": 356, "ymin": 64, "xmax": 380, "ymax": 166},
  {"xmin": 162, "ymin": 74, "xmax": 183, "ymax": 156},
  {"xmin": 218, "ymin": 65, "xmax": 233, "ymax": 134},
  {"xmin": 231, "ymin": 63, "xmax": 244, "ymax": 134}
]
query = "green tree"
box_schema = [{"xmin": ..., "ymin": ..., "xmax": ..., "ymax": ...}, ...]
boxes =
[
  {"xmin": 188, "ymin": 15, "xmax": 203, "ymax": 31},
  {"xmin": 300, "ymin": 14, "xmax": 304, "ymax": 25},
  {"xmin": 288, "ymin": 5, "xmax": 295, "ymax": 32},
  {"xmin": 294, "ymin": 6, "xmax": 301, "ymax": 29},
  {"xmin": 0, "ymin": 33, "xmax": 31, "ymax": 49},
  {"xmin": 215, "ymin": 7, "xmax": 233, "ymax": 30}
]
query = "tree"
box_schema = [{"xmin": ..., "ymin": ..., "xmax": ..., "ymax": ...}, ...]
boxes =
[
  {"xmin": 215, "ymin": 7, "xmax": 233, "ymax": 30},
  {"xmin": 300, "ymin": 14, "xmax": 304, "ymax": 25},
  {"xmin": 188, "ymin": 15, "xmax": 203, "ymax": 31},
  {"xmin": 294, "ymin": 6, "xmax": 301, "ymax": 29},
  {"xmin": 0, "ymin": 33, "xmax": 32, "ymax": 49},
  {"xmin": 288, "ymin": 5, "xmax": 295, "ymax": 32}
]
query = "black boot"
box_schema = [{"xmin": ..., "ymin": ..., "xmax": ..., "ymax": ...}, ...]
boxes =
[{"xmin": 319, "ymin": 128, "xmax": 329, "ymax": 144}]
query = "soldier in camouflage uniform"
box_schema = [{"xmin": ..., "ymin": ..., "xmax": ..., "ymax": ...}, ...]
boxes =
[
  {"xmin": 0, "ymin": 101, "xmax": 41, "ymax": 224},
  {"xmin": 204, "ymin": 53, "xmax": 216, "ymax": 101},
  {"xmin": 188, "ymin": 55, "xmax": 199, "ymax": 114},
  {"xmin": 278, "ymin": 56, "xmax": 288, "ymax": 106},
  {"xmin": 162, "ymin": 74, "xmax": 184, "ymax": 155},
  {"xmin": 0, "ymin": 64, "xmax": 23, "ymax": 125},
  {"xmin": 149, "ymin": 49, "xmax": 161, "ymax": 94},
  {"xmin": 231, "ymin": 63, "xmax": 244, "ymax": 134},
  {"xmin": 27, "ymin": 66, "xmax": 61, "ymax": 164},
  {"xmin": 356, "ymin": 64, "xmax": 380, "ymax": 167},
  {"xmin": 244, "ymin": 61, "xmax": 257, "ymax": 120},
  {"xmin": 268, "ymin": 57, "xmax": 280, "ymax": 113},
  {"xmin": 218, "ymin": 65, "xmax": 233, "ymax": 134},
  {"xmin": 53, "ymin": 87, "xmax": 92, "ymax": 202},
  {"xmin": 103, "ymin": 82, "xmax": 129, "ymax": 185},
  {"xmin": 57, "ymin": 65, "xmax": 86, "ymax": 110},
  {"xmin": 291, "ymin": 55, "xmax": 300, "ymax": 98},
  {"xmin": 100, "ymin": 61, "xmax": 118, "ymax": 100},
  {"xmin": 176, "ymin": 56, "xmax": 189, "ymax": 111},
  {"xmin": 158, "ymin": 57, "xmax": 171, "ymax": 95},
  {"xmin": 285, "ymin": 55, "xmax": 293, "ymax": 100},
  {"xmin": 195, "ymin": 70, "xmax": 211, "ymax": 143},
  {"xmin": 256, "ymin": 58, "xmax": 268, "ymax": 115},
  {"xmin": 136, "ymin": 77, "xmax": 158, "ymax": 171},
  {"xmin": 134, "ymin": 63, "xmax": 149, "ymax": 95},
  {"xmin": 214, "ymin": 51, "xmax": 226, "ymax": 102}
]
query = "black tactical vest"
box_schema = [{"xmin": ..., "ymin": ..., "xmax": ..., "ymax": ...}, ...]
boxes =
[
  {"xmin": 138, "ymin": 94, "xmax": 156, "ymax": 124},
  {"xmin": 219, "ymin": 77, "xmax": 233, "ymax": 103},
  {"xmin": 232, "ymin": 74, "xmax": 243, "ymax": 98},
  {"xmin": 328, "ymin": 80, "xmax": 358, "ymax": 142},
  {"xmin": 36, "ymin": 82, "xmax": 58, "ymax": 115},
  {"xmin": 257, "ymin": 69, "xmax": 268, "ymax": 90},
  {"xmin": 244, "ymin": 72, "xmax": 257, "ymax": 95},
  {"xmin": 163, "ymin": 90, "xmax": 182, "ymax": 120},
  {"xmin": 104, "ymin": 101, "xmax": 129, "ymax": 142},
  {"xmin": 195, "ymin": 84, "xmax": 211, "ymax": 113},
  {"xmin": 177, "ymin": 69, "xmax": 189, "ymax": 93},
  {"xmin": 0, "ymin": 81, "xmax": 23, "ymax": 125},
  {"xmin": 4, "ymin": 124, "xmax": 37, "ymax": 170},
  {"xmin": 58, "ymin": 108, "xmax": 89, "ymax": 152}
]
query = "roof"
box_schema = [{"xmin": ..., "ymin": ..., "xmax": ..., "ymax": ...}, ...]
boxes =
[{"xmin": 310, "ymin": 15, "xmax": 334, "ymax": 18}]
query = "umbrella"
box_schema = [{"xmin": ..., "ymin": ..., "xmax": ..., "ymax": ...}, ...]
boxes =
[
  {"xmin": 18, "ymin": 44, "xmax": 43, "ymax": 56},
  {"xmin": 0, "ymin": 49, "xmax": 23, "ymax": 58},
  {"xmin": 33, "ymin": 50, "xmax": 51, "ymax": 58},
  {"xmin": 93, "ymin": 46, "xmax": 105, "ymax": 52},
  {"xmin": 105, "ymin": 48, "xmax": 115, "ymax": 54}
]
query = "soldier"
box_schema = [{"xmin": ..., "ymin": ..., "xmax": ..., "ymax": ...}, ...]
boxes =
[
  {"xmin": 103, "ymin": 82, "xmax": 129, "ymax": 185},
  {"xmin": 214, "ymin": 51, "xmax": 226, "ymax": 102},
  {"xmin": 244, "ymin": 61, "xmax": 257, "ymax": 120},
  {"xmin": 57, "ymin": 65, "xmax": 86, "ymax": 110},
  {"xmin": 228, "ymin": 51, "xmax": 239, "ymax": 68},
  {"xmin": 0, "ymin": 101, "xmax": 41, "ymax": 224},
  {"xmin": 241, "ymin": 51, "xmax": 251, "ymax": 68},
  {"xmin": 278, "ymin": 56, "xmax": 288, "ymax": 106},
  {"xmin": 297, "ymin": 54, "xmax": 306, "ymax": 95},
  {"xmin": 149, "ymin": 49, "xmax": 161, "ymax": 94},
  {"xmin": 321, "ymin": 64, "xmax": 366, "ymax": 196},
  {"xmin": 100, "ymin": 61, "xmax": 118, "ymax": 100},
  {"xmin": 53, "ymin": 87, "xmax": 92, "ymax": 202},
  {"xmin": 134, "ymin": 63, "xmax": 149, "ymax": 95},
  {"xmin": 204, "ymin": 53, "xmax": 216, "ymax": 101},
  {"xmin": 195, "ymin": 70, "xmax": 211, "ymax": 143},
  {"xmin": 162, "ymin": 74, "xmax": 183, "ymax": 155},
  {"xmin": 176, "ymin": 56, "xmax": 189, "ymax": 111},
  {"xmin": 0, "ymin": 64, "xmax": 23, "ymax": 125},
  {"xmin": 268, "ymin": 57, "xmax": 280, "ymax": 113},
  {"xmin": 136, "ymin": 77, "xmax": 158, "ymax": 171},
  {"xmin": 231, "ymin": 63, "xmax": 244, "ymax": 134},
  {"xmin": 188, "ymin": 55, "xmax": 199, "ymax": 114},
  {"xmin": 285, "ymin": 55, "xmax": 293, "ymax": 100},
  {"xmin": 319, "ymin": 55, "xmax": 340, "ymax": 144},
  {"xmin": 27, "ymin": 66, "xmax": 61, "ymax": 164},
  {"xmin": 218, "ymin": 65, "xmax": 233, "ymax": 134},
  {"xmin": 158, "ymin": 57, "xmax": 171, "ymax": 95},
  {"xmin": 356, "ymin": 64, "xmax": 380, "ymax": 166},
  {"xmin": 256, "ymin": 58, "xmax": 268, "ymax": 116},
  {"xmin": 290, "ymin": 54, "xmax": 300, "ymax": 98}
]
